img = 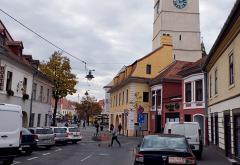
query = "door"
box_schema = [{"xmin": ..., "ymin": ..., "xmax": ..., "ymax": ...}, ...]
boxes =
[
  {"xmin": 211, "ymin": 114, "xmax": 214, "ymax": 144},
  {"xmin": 234, "ymin": 115, "xmax": 240, "ymax": 159},
  {"xmin": 224, "ymin": 113, "xmax": 231, "ymax": 157}
]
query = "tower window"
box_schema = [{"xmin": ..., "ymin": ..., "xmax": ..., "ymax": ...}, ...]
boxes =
[{"xmin": 179, "ymin": 35, "xmax": 182, "ymax": 41}]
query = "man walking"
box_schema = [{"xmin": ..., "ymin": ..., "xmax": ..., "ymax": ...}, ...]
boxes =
[{"xmin": 110, "ymin": 124, "xmax": 121, "ymax": 147}]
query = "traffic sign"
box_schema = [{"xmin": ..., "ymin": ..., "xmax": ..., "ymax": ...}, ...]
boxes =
[{"xmin": 138, "ymin": 114, "xmax": 144, "ymax": 124}]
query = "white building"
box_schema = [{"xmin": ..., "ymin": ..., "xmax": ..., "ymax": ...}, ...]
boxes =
[
  {"xmin": 0, "ymin": 20, "xmax": 53, "ymax": 127},
  {"xmin": 103, "ymin": 81, "xmax": 113, "ymax": 115}
]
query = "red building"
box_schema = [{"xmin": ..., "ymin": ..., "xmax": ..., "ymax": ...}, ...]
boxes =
[{"xmin": 149, "ymin": 61, "xmax": 191, "ymax": 133}]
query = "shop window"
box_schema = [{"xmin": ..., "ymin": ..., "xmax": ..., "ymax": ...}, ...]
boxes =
[
  {"xmin": 157, "ymin": 90, "xmax": 161, "ymax": 107},
  {"xmin": 6, "ymin": 71, "xmax": 13, "ymax": 91},
  {"xmin": 152, "ymin": 91, "xmax": 155, "ymax": 106}
]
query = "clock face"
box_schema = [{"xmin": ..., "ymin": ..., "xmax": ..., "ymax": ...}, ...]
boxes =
[{"xmin": 173, "ymin": 0, "xmax": 187, "ymax": 9}]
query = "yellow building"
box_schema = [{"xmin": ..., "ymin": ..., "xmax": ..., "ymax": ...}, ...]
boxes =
[
  {"xmin": 204, "ymin": 0, "xmax": 240, "ymax": 161},
  {"xmin": 108, "ymin": 34, "xmax": 174, "ymax": 136}
]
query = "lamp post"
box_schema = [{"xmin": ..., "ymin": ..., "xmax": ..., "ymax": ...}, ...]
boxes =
[
  {"xmin": 85, "ymin": 69, "xmax": 95, "ymax": 81},
  {"xmin": 85, "ymin": 90, "xmax": 90, "ymax": 126}
]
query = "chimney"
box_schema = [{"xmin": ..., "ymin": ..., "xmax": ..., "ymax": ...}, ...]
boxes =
[
  {"xmin": 160, "ymin": 33, "xmax": 172, "ymax": 46},
  {"xmin": 6, "ymin": 41, "xmax": 24, "ymax": 56}
]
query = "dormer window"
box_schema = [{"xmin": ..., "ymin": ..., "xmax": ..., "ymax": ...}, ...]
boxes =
[
  {"xmin": 146, "ymin": 64, "xmax": 152, "ymax": 74},
  {"xmin": 0, "ymin": 34, "xmax": 4, "ymax": 47}
]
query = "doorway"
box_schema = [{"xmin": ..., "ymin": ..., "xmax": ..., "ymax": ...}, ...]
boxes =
[{"xmin": 224, "ymin": 112, "xmax": 231, "ymax": 157}]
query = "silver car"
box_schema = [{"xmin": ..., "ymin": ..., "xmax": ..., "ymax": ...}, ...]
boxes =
[
  {"xmin": 66, "ymin": 127, "xmax": 82, "ymax": 144},
  {"xmin": 28, "ymin": 128, "xmax": 55, "ymax": 149},
  {"xmin": 51, "ymin": 127, "xmax": 68, "ymax": 144}
]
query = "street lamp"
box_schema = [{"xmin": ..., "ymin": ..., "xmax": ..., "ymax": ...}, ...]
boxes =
[{"xmin": 86, "ymin": 70, "xmax": 95, "ymax": 81}]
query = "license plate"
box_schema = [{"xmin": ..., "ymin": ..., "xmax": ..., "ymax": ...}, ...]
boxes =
[
  {"xmin": 21, "ymin": 145, "xmax": 30, "ymax": 148},
  {"xmin": 168, "ymin": 157, "xmax": 185, "ymax": 164}
]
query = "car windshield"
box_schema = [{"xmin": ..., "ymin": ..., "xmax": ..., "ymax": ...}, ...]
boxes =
[
  {"xmin": 54, "ymin": 128, "xmax": 67, "ymax": 133},
  {"xmin": 36, "ymin": 128, "xmax": 53, "ymax": 134},
  {"xmin": 142, "ymin": 136, "xmax": 188, "ymax": 150},
  {"xmin": 69, "ymin": 128, "xmax": 80, "ymax": 132}
]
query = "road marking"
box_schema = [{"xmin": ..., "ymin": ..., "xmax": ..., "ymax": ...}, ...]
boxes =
[
  {"xmin": 98, "ymin": 153, "xmax": 110, "ymax": 156},
  {"xmin": 43, "ymin": 153, "xmax": 51, "ymax": 156},
  {"xmin": 80, "ymin": 154, "xmax": 93, "ymax": 162},
  {"xmin": 12, "ymin": 161, "xmax": 22, "ymax": 165},
  {"xmin": 27, "ymin": 157, "xmax": 39, "ymax": 161},
  {"xmin": 55, "ymin": 148, "xmax": 62, "ymax": 152}
]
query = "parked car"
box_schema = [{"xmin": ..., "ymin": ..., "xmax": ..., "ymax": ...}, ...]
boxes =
[
  {"xmin": 51, "ymin": 127, "xmax": 68, "ymax": 144},
  {"xmin": 164, "ymin": 122, "xmax": 203, "ymax": 159},
  {"xmin": 0, "ymin": 104, "xmax": 22, "ymax": 165},
  {"xmin": 20, "ymin": 128, "xmax": 37, "ymax": 155},
  {"xmin": 134, "ymin": 134, "xmax": 196, "ymax": 165},
  {"xmin": 66, "ymin": 127, "xmax": 82, "ymax": 144},
  {"xmin": 28, "ymin": 128, "xmax": 55, "ymax": 149}
]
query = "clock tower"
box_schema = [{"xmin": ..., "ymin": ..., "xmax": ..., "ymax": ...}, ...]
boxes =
[{"xmin": 153, "ymin": 0, "xmax": 202, "ymax": 62}]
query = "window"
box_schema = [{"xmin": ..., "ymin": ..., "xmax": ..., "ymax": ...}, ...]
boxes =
[
  {"xmin": 116, "ymin": 95, "xmax": 118, "ymax": 106},
  {"xmin": 185, "ymin": 83, "xmax": 192, "ymax": 102},
  {"xmin": 229, "ymin": 54, "xmax": 234, "ymax": 85},
  {"xmin": 154, "ymin": 0, "xmax": 160, "ymax": 15},
  {"xmin": 152, "ymin": 91, "xmax": 155, "ymax": 106},
  {"xmin": 126, "ymin": 90, "xmax": 128, "ymax": 104},
  {"xmin": 23, "ymin": 77, "xmax": 27, "ymax": 93},
  {"xmin": 157, "ymin": 90, "xmax": 161, "ymax": 107},
  {"xmin": 0, "ymin": 66, "xmax": 5, "ymax": 90},
  {"xmin": 179, "ymin": 34, "xmax": 182, "ymax": 41},
  {"xmin": 39, "ymin": 86, "xmax": 43, "ymax": 102},
  {"xmin": 32, "ymin": 83, "xmax": 37, "ymax": 100},
  {"xmin": 209, "ymin": 75, "xmax": 212, "ymax": 98},
  {"xmin": 195, "ymin": 80, "xmax": 203, "ymax": 101},
  {"xmin": 119, "ymin": 93, "xmax": 121, "ymax": 106},
  {"xmin": 30, "ymin": 113, "xmax": 35, "ymax": 127},
  {"xmin": 37, "ymin": 114, "xmax": 41, "ymax": 127},
  {"xmin": 122, "ymin": 91, "xmax": 124, "ymax": 105},
  {"xmin": 143, "ymin": 92, "xmax": 149, "ymax": 102},
  {"xmin": 6, "ymin": 71, "xmax": 12, "ymax": 91},
  {"xmin": 146, "ymin": 64, "xmax": 151, "ymax": 74},
  {"xmin": 215, "ymin": 69, "xmax": 218, "ymax": 95},
  {"xmin": 47, "ymin": 89, "xmax": 50, "ymax": 103}
]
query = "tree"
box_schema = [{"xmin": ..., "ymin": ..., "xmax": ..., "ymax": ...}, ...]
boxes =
[
  {"xmin": 40, "ymin": 51, "xmax": 77, "ymax": 126},
  {"xmin": 75, "ymin": 96, "xmax": 101, "ymax": 125}
]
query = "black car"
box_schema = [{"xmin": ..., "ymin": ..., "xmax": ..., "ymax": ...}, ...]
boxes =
[
  {"xmin": 134, "ymin": 134, "xmax": 196, "ymax": 165},
  {"xmin": 20, "ymin": 128, "xmax": 37, "ymax": 155}
]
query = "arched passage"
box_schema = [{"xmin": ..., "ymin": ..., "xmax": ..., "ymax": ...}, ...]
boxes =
[{"xmin": 22, "ymin": 111, "xmax": 28, "ymax": 127}]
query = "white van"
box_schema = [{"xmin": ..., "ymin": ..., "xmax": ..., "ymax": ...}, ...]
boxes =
[
  {"xmin": 164, "ymin": 122, "xmax": 203, "ymax": 159},
  {"xmin": 0, "ymin": 104, "xmax": 22, "ymax": 165}
]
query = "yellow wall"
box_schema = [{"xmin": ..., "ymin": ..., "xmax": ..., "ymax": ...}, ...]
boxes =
[
  {"xmin": 132, "ymin": 45, "xmax": 173, "ymax": 78},
  {"xmin": 208, "ymin": 33, "xmax": 240, "ymax": 106}
]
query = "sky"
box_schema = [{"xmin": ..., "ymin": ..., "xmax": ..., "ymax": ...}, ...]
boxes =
[{"xmin": 0, "ymin": 0, "xmax": 237, "ymax": 101}]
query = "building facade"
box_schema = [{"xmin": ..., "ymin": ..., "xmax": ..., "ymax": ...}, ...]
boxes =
[
  {"xmin": 0, "ymin": 20, "xmax": 53, "ymax": 127},
  {"xmin": 204, "ymin": 0, "xmax": 240, "ymax": 161},
  {"xmin": 108, "ymin": 35, "xmax": 174, "ymax": 136},
  {"xmin": 153, "ymin": 0, "xmax": 202, "ymax": 62}
]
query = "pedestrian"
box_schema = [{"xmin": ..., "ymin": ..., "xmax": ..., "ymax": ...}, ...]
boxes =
[
  {"xmin": 110, "ymin": 124, "xmax": 121, "ymax": 147},
  {"xmin": 83, "ymin": 121, "xmax": 86, "ymax": 129},
  {"xmin": 65, "ymin": 122, "xmax": 69, "ymax": 127},
  {"xmin": 118, "ymin": 124, "xmax": 122, "ymax": 135},
  {"xmin": 96, "ymin": 122, "xmax": 99, "ymax": 136}
]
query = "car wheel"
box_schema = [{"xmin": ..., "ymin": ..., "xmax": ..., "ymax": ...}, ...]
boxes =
[
  {"xmin": 196, "ymin": 151, "xmax": 202, "ymax": 160},
  {"xmin": 45, "ymin": 146, "xmax": 52, "ymax": 150},
  {"xmin": 3, "ymin": 158, "xmax": 14, "ymax": 165},
  {"xmin": 25, "ymin": 149, "xmax": 33, "ymax": 155}
]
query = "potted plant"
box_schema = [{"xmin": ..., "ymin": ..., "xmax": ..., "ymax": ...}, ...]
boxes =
[{"xmin": 7, "ymin": 89, "xmax": 14, "ymax": 96}]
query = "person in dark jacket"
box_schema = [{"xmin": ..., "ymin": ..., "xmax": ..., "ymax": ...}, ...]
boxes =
[{"xmin": 110, "ymin": 124, "xmax": 121, "ymax": 147}]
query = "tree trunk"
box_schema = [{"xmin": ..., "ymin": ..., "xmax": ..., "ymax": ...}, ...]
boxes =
[{"xmin": 52, "ymin": 98, "xmax": 59, "ymax": 126}]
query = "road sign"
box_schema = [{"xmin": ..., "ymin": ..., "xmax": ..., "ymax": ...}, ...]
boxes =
[
  {"xmin": 138, "ymin": 114, "xmax": 144, "ymax": 124},
  {"xmin": 137, "ymin": 106, "xmax": 144, "ymax": 114}
]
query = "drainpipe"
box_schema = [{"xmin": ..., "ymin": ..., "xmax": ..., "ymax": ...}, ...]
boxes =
[{"xmin": 203, "ymin": 69, "xmax": 209, "ymax": 146}]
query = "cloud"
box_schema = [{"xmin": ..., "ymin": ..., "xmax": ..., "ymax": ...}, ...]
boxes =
[{"xmin": 0, "ymin": 0, "xmax": 236, "ymax": 100}]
